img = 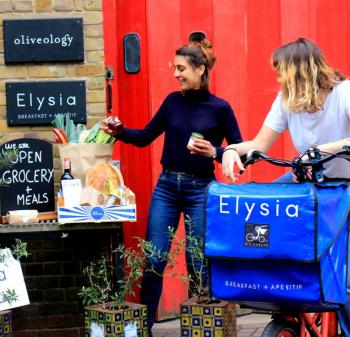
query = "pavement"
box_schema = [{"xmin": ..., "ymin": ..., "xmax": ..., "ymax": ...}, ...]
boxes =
[{"xmin": 153, "ymin": 312, "xmax": 272, "ymax": 337}]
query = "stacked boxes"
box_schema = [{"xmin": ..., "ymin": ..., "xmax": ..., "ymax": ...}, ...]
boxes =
[
  {"xmin": 0, "ymin": 310, "xmax": 12, "ymax": 337},
  {"xmin": 84, "ymin": 301, "xmax": 148, "ymax": 337},
  {"xmin": 180, "ymin": 298, "xmax": 236, "ymax": 337}
]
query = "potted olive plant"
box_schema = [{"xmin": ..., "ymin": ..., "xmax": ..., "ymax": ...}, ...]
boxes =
[
  {"xmin": 79, "ymin": 245, "xmax": 148, "ymax": 337},
  {"xmin": 138, "ymin": 215, "xmax": 236, "ymax": 337}
]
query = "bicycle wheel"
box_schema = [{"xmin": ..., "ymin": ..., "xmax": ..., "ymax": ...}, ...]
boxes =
[{"xmin": 261, "ymin": 320, "xmax": 299, "ymax": 337}]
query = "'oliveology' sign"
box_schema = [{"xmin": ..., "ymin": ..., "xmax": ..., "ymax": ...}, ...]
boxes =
[
  {"xmin": 6, "ymin": 81, "xmax": 87, "ymax": 125},
  {"xmin": 0, "ymin": 139, "xmax": 55, "ymax": 215},
  {"xmin": 3, "ymin": 18, "xmax": 84, "ymax": 63}
]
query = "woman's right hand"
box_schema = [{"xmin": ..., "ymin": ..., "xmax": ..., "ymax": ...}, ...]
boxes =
[
  {"xmin": 222, "ymin": 147, "xmax": 245, "ymax": 182},
  {"xmin": 99, "ymin": 117, "xmax": 124, "ymax": 137},
  {"xmin": 99, "ymin": 119, "xmax": 110, "ymax": 134}
]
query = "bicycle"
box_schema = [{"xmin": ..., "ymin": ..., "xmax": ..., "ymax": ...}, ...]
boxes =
[
  {"xmin": 204, "ymin": 146, "xmax": 350, "ymax": 337},
  {"xmin": 246, "ymin": 225, "xmax": 268, "ymax": 243}
]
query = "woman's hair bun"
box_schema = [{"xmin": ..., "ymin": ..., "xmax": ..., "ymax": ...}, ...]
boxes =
[
  {"xmin": 188, "ymin": 38, "xmax": 215, "ymax": 69},
  {"xmin": 176, "ymin": 37, "xmax": 216, "ymax": 89},
  {"xmin": 200, "ymin": 39, "xmax": 212, "ymax": 49}
]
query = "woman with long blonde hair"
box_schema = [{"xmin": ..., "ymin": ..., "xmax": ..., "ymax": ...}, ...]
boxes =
[{"xmin": 222, "ymin": 37, "xmax": 350, "ymax": 335}]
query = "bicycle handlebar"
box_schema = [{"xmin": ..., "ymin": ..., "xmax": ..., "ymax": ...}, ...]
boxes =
[{"xmin": 242, "ymin": 146, "xmax": 350, "ymax": 183}]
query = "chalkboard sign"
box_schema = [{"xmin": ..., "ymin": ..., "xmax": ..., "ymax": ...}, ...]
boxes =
[
  {"xmin": 6, "ymin": 81, "xmax": 86, "ymax": 126},
  {"xmin": 3, "ymin": 18, "xmax": 84, "ymax": 63},
  {"xmin": 0, "ymin": 138, "xmax": 55, "ymax": 215}
]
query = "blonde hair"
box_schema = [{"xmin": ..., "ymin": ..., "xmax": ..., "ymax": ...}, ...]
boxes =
[
  {"xmin": 176, "ymin": 39, "xmax": 216, "ymax": 90},
  {"xmin": 272, "ymin": 38, "xmax": 345, "ymax": 112}
]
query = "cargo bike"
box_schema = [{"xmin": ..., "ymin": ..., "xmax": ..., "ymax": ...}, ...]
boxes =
[{"xmin": 204, "ymin": 147, "xmax": 350, "ymax": 337}]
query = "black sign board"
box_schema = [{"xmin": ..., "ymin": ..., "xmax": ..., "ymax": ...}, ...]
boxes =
[
  {"xmin": 0, "ymin": 138, "xmax": 55, "ymax": 215},
  {"xmin": 6, "ymin": 81, "xmax": 87, "ymax": 125},
  {"xmin": 3, "ymin": 18, "xmax": 84, "ymax": 63}
]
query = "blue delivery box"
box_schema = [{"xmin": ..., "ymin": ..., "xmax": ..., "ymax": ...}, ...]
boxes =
[{"xmin": 204, "ymin": 181, "xmax": 350, "ymax": 311}]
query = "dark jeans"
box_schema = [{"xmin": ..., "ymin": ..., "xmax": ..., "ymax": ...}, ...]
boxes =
[
  {"xmin": 140, "ymin": 170, "xmax": 214, "ymax": 331},
  {"xmin": 275, "ymin": 171, "xmax": 350, "ymax": 336}
]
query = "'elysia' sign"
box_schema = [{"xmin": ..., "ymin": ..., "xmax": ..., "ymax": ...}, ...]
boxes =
[
  {"xmin": 3, "ymin": 18, "xmax": 84, "ymax": 63},
  {"xmin": 6, "ymin": 81, "xmax": 86, "ymax": 125},
  {"xmin": 0, "ymin": 138, "xmax": 55, "ymax": 215}
]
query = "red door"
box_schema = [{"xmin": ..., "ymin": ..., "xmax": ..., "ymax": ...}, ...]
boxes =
[{"xmin": 103, "ymin": 0, "xmax": 350, "ymax": 319}]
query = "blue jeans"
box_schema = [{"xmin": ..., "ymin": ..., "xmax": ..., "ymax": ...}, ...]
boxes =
[
  {"xmin": 140, "ymin": 170, "xmax": 214, "ymax": 331},
  {"xmin": 275, "ymin": 171, "xmax": 350, "ymax": 336}
]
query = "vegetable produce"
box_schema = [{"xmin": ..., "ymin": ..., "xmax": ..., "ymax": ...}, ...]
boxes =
[
  {"xmin": 51, "ymin": 113, "xmax": 116, "ymax": 144},
  {"xmin": 52, "ymin": 128, "xmax": 69, "ymax": 144}
]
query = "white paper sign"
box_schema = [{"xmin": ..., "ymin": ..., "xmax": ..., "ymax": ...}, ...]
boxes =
[
  {"xmin": 62, "ymin": 179, "xmax": 82, "ymax": 207},
  {"xmin": 90, "ymin": 322, "xmax": 104, "ymax": 337},
  {"xmin": 0, "ymin": 248, "xmax": 30, "ymax": 311},
  {"xmin": 124, "ymin": 322, "xmax": 137, "ymax": 337}
]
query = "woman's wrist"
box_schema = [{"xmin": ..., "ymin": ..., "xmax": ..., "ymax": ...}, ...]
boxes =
[
  {"xmin": 223, "ymin": 147, "xmax": 238, "ymax": 154},
  {"xmin": 211, "ymin": 147, "xmax": 217, "ymax": 159}
]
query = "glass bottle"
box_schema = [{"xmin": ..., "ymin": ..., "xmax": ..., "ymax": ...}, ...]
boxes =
[{"xmin": 60, "ymin": 157, "xmax": 74, "ymax": 191}]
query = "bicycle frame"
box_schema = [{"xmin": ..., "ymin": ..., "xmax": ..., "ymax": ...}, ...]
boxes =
[
  {"xmin": 250, "ymin": 149, "xmax": 349, "ymax": 337},
  {"xmin": 273, "ymin": 312, "xmax": 339, "ymax": 337}
]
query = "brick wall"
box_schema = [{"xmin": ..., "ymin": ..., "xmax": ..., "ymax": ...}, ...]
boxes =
[
  {"xmin": 0, "ymin": 0, "xmax": 106, "ymax": 146},
  {"xmin": 0, "ymin": 1, "xmax": 110, "ymax": 336},
  {"xmin": 2, "ymin": 228, "xmax": 115, "ymax": 337}
]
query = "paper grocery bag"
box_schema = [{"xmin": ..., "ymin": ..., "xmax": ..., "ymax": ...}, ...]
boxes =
[
  {"xmin": 58, "ymin": 144, "xmax": 114, "ymax": 186},
  {"xmin": 0, "ymin": 248, "xmax": 30, "ymax": 311}
]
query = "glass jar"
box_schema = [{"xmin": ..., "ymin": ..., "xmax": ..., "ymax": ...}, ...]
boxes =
[
  {"xmin": 107, "ymin": 116, "xmax": 124, "ymax": 136},
  {"xmin": 187, "ymin": 132, "xmax": 204, "ymax": 151}
]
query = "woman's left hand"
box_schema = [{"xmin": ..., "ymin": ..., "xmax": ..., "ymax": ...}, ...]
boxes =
[{"xmin": 190, "ymin": 138, "xmax": 216, "ymax": 158}]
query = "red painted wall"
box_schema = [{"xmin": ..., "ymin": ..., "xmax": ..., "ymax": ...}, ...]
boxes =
[{"xmin": 103, "ymin": 0, "xmax": 350, "ymax": 318}]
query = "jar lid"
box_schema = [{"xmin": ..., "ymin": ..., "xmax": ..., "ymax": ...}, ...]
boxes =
[{"xmin": 191, "ymin": 132, "xmax": 204, "ymax": 139}]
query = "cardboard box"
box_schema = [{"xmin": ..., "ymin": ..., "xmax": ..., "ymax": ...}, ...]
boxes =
[{"xmin": 57, "ymin": 204, "xmax": 136, "ymax": 224}]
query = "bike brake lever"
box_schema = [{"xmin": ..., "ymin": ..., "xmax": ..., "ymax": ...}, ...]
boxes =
[
  {"xmin": 292, "ymin": 167, "xmax": 306, "ymax": 182},
  {"xmin": 240, "ymin": 150, "xmax": 260, "ymax": 175},
  {"xmin": 292, "ymin": 158, "xmax": 306, "ymax": 182}
]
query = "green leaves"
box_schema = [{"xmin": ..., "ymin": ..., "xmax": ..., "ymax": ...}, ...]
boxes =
[
  {"xmin": 52, "ymin": 113, "xmax": 86, "ymax": 144},
  {"xmin": 1, "ymin": 289, "xmax": 18, "ymax": 305},
  {"xmin": 136, "ymin": 215, "xmax": 209, "ymax": 303},
  {"xmin": 0, "ymin": 149, "xmax": 17, "ymax": 169},
  {"xmin": 0, "ymin": 148, "xmax": 17, "ymax": 187},
  {"xmin": 11, "ymin": 239, "xmax": 29, "ymax": 260},
  {"xmin": 78, "ymin": 215, "xmax": 210, "ymax": 310},
  {"xmin": 52, "ymin": 113, "xmax": 115, "ymax": 144},
  {"xmin": 79, "ymin": 246, "xmax": 146, "ymax": 310},
  {"xmin": 84, "ymin": 121, "xmax": 115, "ymax": 144}
]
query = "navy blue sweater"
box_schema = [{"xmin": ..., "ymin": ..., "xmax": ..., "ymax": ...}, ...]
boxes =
[{"xmin": 118, "ymin": 90, "xmax": 242, "ymax": 176}]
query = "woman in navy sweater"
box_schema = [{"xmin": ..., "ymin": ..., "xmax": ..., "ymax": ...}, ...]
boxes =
[{"xmin": 101, "ymin": 38, "xmax": 242, "ymax": 336}]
